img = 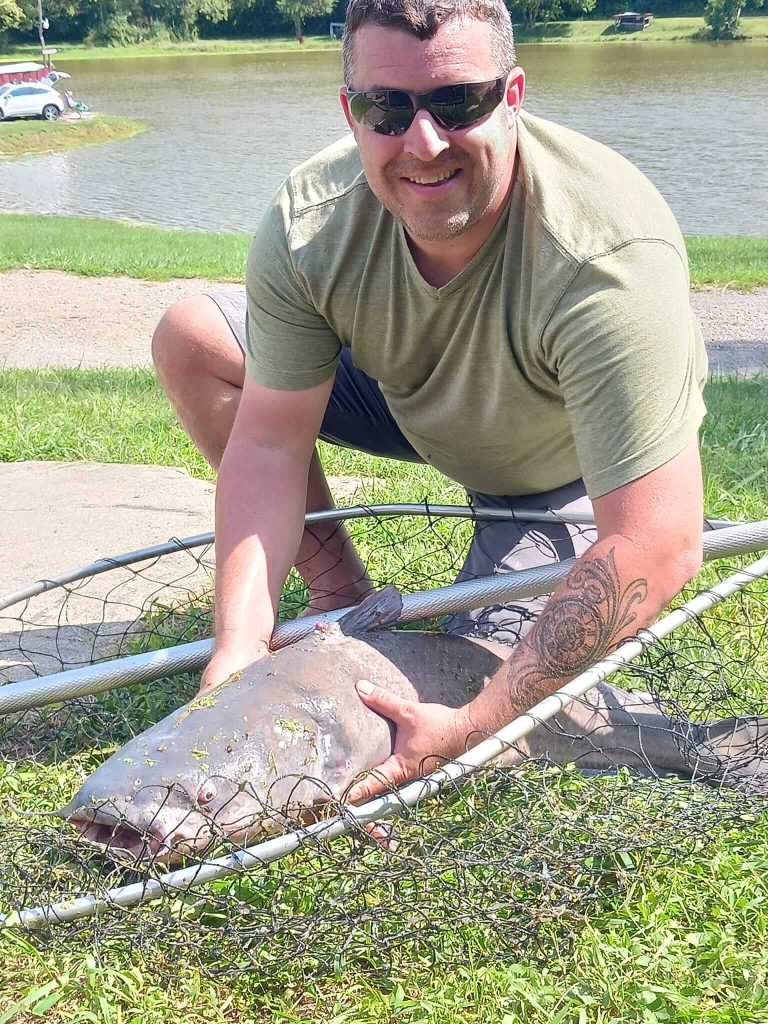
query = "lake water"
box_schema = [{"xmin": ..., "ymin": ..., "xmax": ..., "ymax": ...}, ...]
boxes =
[{"xmin": 1, "ymin": 42, "xmax": 766, "ymax": 236}]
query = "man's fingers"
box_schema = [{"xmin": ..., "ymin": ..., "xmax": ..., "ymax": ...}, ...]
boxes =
[
  {"xmin": 355, "ymin": 679, "xmax": 413, "ymax": 723},
  {"xmin": 347, "ymin": 757, "xmax": 404, "ymax": 804},
  {"xmin": 364, "ymin": 821, "xmax": 398, "ymax": 852},
  {"xmin": 198, "ymin": 644, "xmax": 270, "ymax": 695}
]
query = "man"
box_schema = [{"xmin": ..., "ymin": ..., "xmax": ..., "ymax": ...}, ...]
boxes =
[{"xmin": 152, "ymin": 0, "xmax": 707, "ymax": 802}]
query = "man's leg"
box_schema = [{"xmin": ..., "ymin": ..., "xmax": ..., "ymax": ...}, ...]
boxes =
[
  {"xmin": 152, "ymin": 294, "xmax": 242, "ymax": 468},
  {"xmin": 151, "ymin": 292, "xmax": 373, "ymax": 612},
  {"xmin": 443, "ymin": 482, "xmax": 597, "ymax": 647}
]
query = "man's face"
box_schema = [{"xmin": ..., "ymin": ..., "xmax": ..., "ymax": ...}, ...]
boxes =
[{"xmin": 340, "ymin": 19, "xmax": 525, "ymax": 246}]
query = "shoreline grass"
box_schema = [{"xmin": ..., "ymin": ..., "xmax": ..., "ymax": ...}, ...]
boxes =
[
  {"xmin": 0, "ymin": 214, "xmax": 251, "ymax": 281},
  {"xmin": 2, "ymin": 214, "xmax": 766, "ymax": 290},
  {"xmin": 1, "ymin": 16, "xmax": 767, "ymax": 62},
  {"xmin": 2, "ymin": 367, "xmax": 766, "ymax": 517},
  {"xmin": 0, "ymin": 114, "xmax": 148, "ymax": 158}
]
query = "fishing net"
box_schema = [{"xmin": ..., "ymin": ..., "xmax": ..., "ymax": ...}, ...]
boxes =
[{"xmin": 1, "ymin": 505, "xmax": 768, "ymax": 984}]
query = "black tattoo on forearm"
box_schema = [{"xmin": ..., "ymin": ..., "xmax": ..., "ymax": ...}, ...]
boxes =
[{"xmin": 510, "ymin": 547, "xmax": 648, "ymax": 702}]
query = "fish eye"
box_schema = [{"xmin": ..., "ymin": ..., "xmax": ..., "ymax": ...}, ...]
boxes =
[{"xmin": 197, "ymin": 783, "xmax": 218, "ymax": 805}]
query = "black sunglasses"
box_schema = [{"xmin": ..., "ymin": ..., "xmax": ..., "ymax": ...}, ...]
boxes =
[{"xmin": 347, "ymin": 75, "xmax": 508, "ymax": 137}]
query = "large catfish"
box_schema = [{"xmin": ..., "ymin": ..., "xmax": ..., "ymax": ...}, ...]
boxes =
[{"xmin": 59, "ymin": 588, "xmax": 768, "ymax": 864}]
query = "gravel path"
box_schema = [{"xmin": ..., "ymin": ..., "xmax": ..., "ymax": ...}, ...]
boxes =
[{"xmin": 2, "ymin": 269, "xmax": 767, "ymax": 374}]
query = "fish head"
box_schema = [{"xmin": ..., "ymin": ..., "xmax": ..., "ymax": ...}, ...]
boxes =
[
  {"xmin": 59, "ymin": 694, "xmax": 342, "ymax": 864},
  {"xmin": 60, "ymin": 769, "xmax": 221, "ymax": 864},
  {"xmin": 57, "ymin": 633, "xmax": 373, "ymax": 865}
]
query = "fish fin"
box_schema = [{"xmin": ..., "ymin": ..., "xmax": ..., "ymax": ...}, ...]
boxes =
[{"xmin": 337, "ymin": 586, "xmax": 403, "ymax": 635}]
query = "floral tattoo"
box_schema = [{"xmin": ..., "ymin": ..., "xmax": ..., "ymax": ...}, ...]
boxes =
[{"xmin": 510, "ymin": 548, "xmax": 648, "ymax": 702}]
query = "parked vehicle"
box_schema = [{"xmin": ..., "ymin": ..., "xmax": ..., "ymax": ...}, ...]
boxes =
[
  {"xmin": 0, "ymin": 61, "xmax": 50, "ymax": 87},
  {"xmin": 0, "ymin": 82, "xmax": 65, "ymax": 122}
]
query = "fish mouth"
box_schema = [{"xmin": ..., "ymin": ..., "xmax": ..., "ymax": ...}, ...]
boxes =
[
  {"xmin": 68, "ymin": 815, "xmax": 172, "ymax": 862},
  {"xmin": 67, "ymin": 810, "xmax": 216, "ymax": 866}
]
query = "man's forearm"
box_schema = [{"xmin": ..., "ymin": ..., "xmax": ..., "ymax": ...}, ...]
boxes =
[
  {"xmin": 214, "ymin": 438, "xmax": 310, "ymax": 656},
  {"xmin": 460, "ymin": 533, "xmax": 702, "ymax": 739}
]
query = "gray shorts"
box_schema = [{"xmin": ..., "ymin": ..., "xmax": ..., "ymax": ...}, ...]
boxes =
[{"xmin": 208, "ymin": 291, "xmax": 596, "ymax": 646}]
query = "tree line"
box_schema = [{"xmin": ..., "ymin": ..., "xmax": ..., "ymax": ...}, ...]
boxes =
[{"xmin": 1, "ymin": 0, "xmax": 763, "ymax": 48}]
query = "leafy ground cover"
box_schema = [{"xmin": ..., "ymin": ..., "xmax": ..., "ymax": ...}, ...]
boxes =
[
  {"xmin": 1, "ymin": 367, "xmax": 768, "ymax": 1020},
  {"xmin": 2, "ymin": 215, "xmax": 767, "ymax": 290},
  {"xmin": 0, "ymin": 115, "xmax": 148, "ymax": 158}
]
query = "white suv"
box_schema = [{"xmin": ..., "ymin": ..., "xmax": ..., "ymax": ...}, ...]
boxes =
[{"xmin": 0, "ymin": 83, "xmax": 65, "ymax": 121}]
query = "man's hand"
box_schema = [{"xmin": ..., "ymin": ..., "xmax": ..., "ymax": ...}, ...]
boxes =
[
  {"xmin": 346, "ymin": 681, "xmax": 473, "ymax": 804},
  {"xmin": 198, "ymin": 642, "xmax": 270, "ymax": 695}
]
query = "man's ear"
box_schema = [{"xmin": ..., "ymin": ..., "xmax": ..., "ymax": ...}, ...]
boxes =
[
  {"xmin": 505, "ymin": 67, "xmax": 525, "ymax": 116},
  {"xmin": 339, "ymin": 86, "xmax": 357, "ymax": 134}
]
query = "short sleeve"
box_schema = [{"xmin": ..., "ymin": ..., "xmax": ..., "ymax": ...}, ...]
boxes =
[
  {"xmin": 542, "ymin": 240, "xmax": 708, "ymax": 498},
  {"xmin": 244, "ymin": 182, "xmax": 341, "ymax": 390}
]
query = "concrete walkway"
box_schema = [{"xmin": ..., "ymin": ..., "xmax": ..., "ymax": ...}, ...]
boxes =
[{"xmin": 0, "ymin": 462, "xmax": 377, "ymax": 681}]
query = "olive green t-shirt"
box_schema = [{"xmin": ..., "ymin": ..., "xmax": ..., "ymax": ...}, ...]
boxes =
[{"xmin": 245, "ymin": 110, "xmax": 707, "ymax": 499}]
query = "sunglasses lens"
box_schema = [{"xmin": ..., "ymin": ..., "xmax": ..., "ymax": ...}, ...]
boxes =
[
  {"xmin": 430, "ymin": 80, "xmax": 505, "ymax": 130},
  {"xmin": 349, "ymin": 90, "xmax": 414, "ymax": 136}
]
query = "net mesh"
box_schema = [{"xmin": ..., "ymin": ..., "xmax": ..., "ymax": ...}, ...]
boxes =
[{"xmin": 1, "ymin": 508, "xmax": 767, "ymax": 983}]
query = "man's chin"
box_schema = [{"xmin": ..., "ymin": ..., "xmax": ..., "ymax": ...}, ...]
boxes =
[{"xmin": 400, "ymin": 211, "xmax": 472, "ymax": 244}]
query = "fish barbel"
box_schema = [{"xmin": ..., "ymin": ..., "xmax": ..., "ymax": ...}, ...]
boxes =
[{"xmin": 59, "ymin": 587, "xmax": 768, "ymax": 863}]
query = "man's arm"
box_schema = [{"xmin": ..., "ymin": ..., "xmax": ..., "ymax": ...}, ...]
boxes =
[
  {"xmin": 349, "ymin": 439, "xmax": 704, "ymax": 798},
  {"xmin": 200, "ymin": 373, "xmax": 334, "ymax": 693}
]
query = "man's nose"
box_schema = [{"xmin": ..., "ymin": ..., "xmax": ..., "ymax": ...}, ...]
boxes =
[{"xmin": 402, "ymin": 110, "xmax": 450, "ymax": 161}]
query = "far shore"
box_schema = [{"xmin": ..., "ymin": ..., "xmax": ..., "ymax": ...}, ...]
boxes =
[
  {"xmin": 0, "ymin": 114, "xmax": 148, "ymax": 158},
  {"xmin": 2, "ymin": 16, "xmax": 767, "ymax": 62}
]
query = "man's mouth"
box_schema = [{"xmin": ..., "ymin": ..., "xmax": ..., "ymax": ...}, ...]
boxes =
[{"xmin": 401, "ymin": 168, "xmax": 461, "ymax": 188}]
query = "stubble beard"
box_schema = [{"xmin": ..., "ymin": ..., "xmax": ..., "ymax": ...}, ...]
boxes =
[{"xmin": 383, "ymin": 167, "xmax": 501, "ymax": 244}]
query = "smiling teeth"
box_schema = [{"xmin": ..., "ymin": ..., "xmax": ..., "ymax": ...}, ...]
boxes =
[{"xmin": 408, "ymin": 169, "xmax": 456, "ymax": 184}]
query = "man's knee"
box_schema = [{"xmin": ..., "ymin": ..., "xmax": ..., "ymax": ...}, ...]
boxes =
[{"xmin": 151, "ymin": 294, "xmax": 244, "ymax": 387}]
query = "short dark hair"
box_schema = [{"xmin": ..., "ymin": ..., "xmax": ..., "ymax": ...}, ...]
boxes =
[{"xmin": 342, "ymin": 0, "xmax": 516, "ymax": 87}]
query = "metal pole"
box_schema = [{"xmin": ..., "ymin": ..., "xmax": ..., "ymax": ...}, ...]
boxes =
[
  {"xmin": 2, "ymin": 519, "xmax": 768, "ymax": 716},
  {"xmin": 37, "ymin": 0, "xmax": 46, "ymax": 59}
]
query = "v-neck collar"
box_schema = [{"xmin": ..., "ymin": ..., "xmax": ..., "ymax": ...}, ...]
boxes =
[{"xmin": 397, "ymin": 183, "xmax": 515, "ymax": 300}]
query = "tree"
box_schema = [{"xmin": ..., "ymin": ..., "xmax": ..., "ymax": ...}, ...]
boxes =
[
  {"xmin": 0, "ymin": 0, "xmax": 25, "ymax": 35},
  {"xmin": 83, "ymin": 0, "xmax": 143, "ymax": 45},
  {"xmin": 275, "ymin": 0, "xmax": 335, "ymax": 42},
  {"xmin": 145, "ymin": 0, "xmax": 230, "ymax": 40},
  {"xmin": 703, "ymin": 0, "xmax": 742, "ymax": 37},
  {"xmin": 507, "ymin": 0, "xmax": 595, "ymax": 30}
]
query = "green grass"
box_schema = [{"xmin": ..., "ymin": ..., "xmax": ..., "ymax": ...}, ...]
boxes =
[
  {"xmin": 685, "ymin": 235, "xmax": 768, "ymax": 290},
  {"xmin": 1, "ymin": 370, "xmax": 768, "ymax": 1020},
  {"xmin": 2, "ymin": 215, "xmax": 767, "ymax": 289},
  {"xmin": 2, "ymin": 16, "xmax": 768, "ymax": 62},
  {"xmin": 0, "ymin": 367, "xmax": 465, "ymax": 501},
  {"xmin": 0, "ymin": 35, "xmax": 343, "ymax": 62},
  {"xmin": 513, "ymin": 14, "xmax": 768, "ymax": 43},
  {"xmin": 0, "ymin": 215, "xmax": 251, "ymax": 281},
  {"xmin": 0, "ymin": 114, "xmax": 148, "ymax": 158},
  {"xmin": 4, "ymin": 367, "xmax": 765, "ymax": 519}
]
